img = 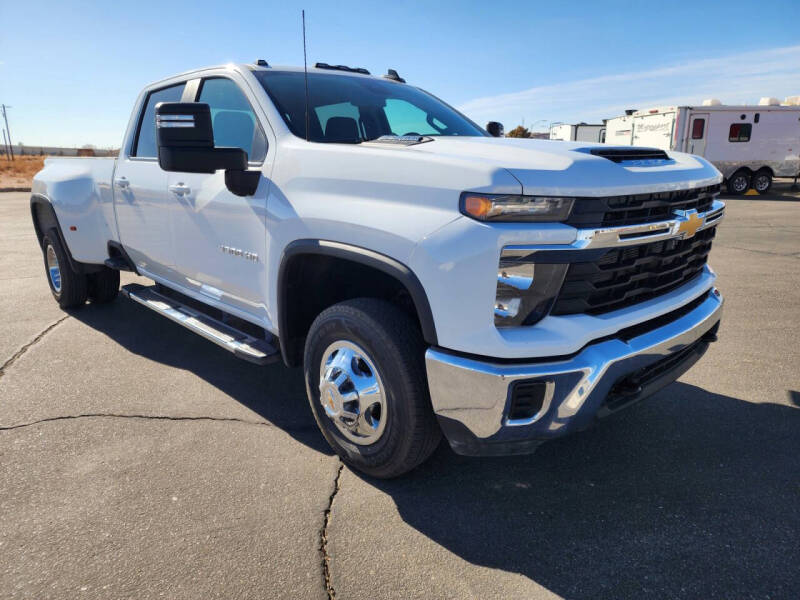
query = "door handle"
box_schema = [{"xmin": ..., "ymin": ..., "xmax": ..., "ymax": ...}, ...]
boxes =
[
  {"xmin": 115, "ymin": 177, "xmax": 129, "ymax": 189},
  {"xmin": 169, "ymin": 183, "xmax": 191, "ymax": 197}
]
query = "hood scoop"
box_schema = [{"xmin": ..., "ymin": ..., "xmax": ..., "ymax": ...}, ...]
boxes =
[{"xmin": 582, "ymin": 147, "xmax": 671, "ymax": 164}]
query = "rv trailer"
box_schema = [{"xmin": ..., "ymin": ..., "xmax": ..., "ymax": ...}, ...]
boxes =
[
  {"xmin": 604, "ymin": 98, "xmax": 800, "ymax": 194},
  {"xmin": 549, "ymin": 122, "xmax": 606, "ymax": 143}
]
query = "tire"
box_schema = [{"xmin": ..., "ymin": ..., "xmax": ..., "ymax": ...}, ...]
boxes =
[
  {"xmin": 41, "ymin": 229, "xmax": 88, "ymax": 309},
  {"xmin": 752, "ymin": 169, "xmax": 773, "ymax": 194},
  {"xmin": 726, "ymin": 169, "xmax": 751, "ymax": 195},
  {"xmin": 87, "ymin": 267, "xmax": 120, "ymax": 303},
  {"xmin": 304, "ymin": 298, "xmax": 441, "ymax": 478}
]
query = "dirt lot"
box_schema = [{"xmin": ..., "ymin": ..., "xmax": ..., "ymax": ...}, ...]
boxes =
[
  {"xmin": 0, "ymin": 155, "xmax": 45, "ymax": 189},
  {"xmin": 1, "ymin": 186, "xmax": 799, "ymax": 599}
]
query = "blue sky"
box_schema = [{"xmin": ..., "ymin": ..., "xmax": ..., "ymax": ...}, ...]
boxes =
[{"xmin": 2, "ymin": 0, "xmax": 799, "ymax": 148}]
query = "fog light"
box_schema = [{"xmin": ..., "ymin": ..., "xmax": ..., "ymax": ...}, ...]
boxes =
[{"xmin": 494, "ymin": 251, "xmax": 567, "ymax": 327}]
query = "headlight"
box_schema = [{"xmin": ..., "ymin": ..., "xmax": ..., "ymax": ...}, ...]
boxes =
[
  {"xmin": 494, "ymin": 251, "xmax": 568, "ymax": 327},
  {"xmin": 460, "ymin": 193, "xmax": 574, "ymax": 222}
]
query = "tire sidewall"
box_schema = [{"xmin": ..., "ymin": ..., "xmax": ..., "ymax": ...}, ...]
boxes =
[
  {"xmin": 728, "ymin": 171, "xmax": 751, "ymax": 195},
  {"xmin": 753, "ymin": 171, "xmax": 772, "ymax": 193},
  {"xmin": 304, "ymin": 307, "xmax": 420, "ymax": 470},
  {"xmin": 42, "ymin": 234, "xmax": 64, "ymax": 301}
]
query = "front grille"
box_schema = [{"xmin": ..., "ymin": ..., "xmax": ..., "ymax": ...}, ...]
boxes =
[
  {"xmin": 566, "ymin": 184, "xmax": 720, "ymax": 228},
  {"xmin": 551, "ymin": 227, "xmax": 715, "ymax": 315}
]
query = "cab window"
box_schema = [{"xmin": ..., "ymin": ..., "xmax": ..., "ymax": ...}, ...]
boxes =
[
  {"xmin": 132, "ymin": 83, "xmax": 185, "ymax": 157},
  {"xmin": 198, "ymin": 78, "xmax": 267, "ymax": 162}
]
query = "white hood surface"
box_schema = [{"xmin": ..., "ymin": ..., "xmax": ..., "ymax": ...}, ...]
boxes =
[{"xmin": 407, "ymin": 137, "xmax": 722, "ymax": 197}]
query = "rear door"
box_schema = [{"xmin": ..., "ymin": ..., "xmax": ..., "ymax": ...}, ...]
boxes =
[
  {"xmin": 114, "ymin": 82, "xmax": 186, "ymax": 280},
  {"xmin": 166, "ymin": 74, "xmax": 273, "ymax": 326},
  {"xmin": 688, "ymin": 112, "xmax": 709, "ymax": 156},
  {"xmin": 632, "ymin": 111, "xmax": 675, "ymax": 150}
]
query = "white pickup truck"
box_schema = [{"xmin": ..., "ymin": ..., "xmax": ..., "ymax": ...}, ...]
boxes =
[{"xmin": 31, "ymin": 61, "xmax": 725, "ymax": 477}]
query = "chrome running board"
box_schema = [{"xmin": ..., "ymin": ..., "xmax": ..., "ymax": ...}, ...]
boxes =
[{"xmin": 121, "ymin": 284, "xmax": 280, "ymax": 365}]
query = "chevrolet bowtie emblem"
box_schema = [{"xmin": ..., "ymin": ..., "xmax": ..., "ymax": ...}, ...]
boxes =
[{"xmin": 674, "ymin": 209, "xmax": 705, "ymax": 239}]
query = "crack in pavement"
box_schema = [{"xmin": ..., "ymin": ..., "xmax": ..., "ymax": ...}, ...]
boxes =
[
  {"xmin": 0, "ymin": 413, "xmax": 314, "ymax": 433},
  {"xmin": 0, "ymin": 315, "xmax": 69, "ymax": 381},
  {"xmin": 718, "ymin": 244, "xmax": 800, "ymax": 258},
  {"xmin": 320, "ymin": 462, "xmax": 343, "ymax": 599}
]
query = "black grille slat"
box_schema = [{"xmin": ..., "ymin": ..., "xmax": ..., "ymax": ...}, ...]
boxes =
[
  {"xmin": 552, "ymin": 227, "xmax": 716, "ymax": 315},
  {"xmin": 566, "ymin": 185, "xmax": 720, "ymax": 229}
]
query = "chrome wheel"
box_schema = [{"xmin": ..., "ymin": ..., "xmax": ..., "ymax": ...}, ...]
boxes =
[
  {"xmin": 731, "ymin": 174, "xmax": 749, "ymax": 193},
  {"xmin": 318, "ymin": 340, "xmax": 387, "ymax": 445},
  {"xmin": 46, "ymin": 244, "xmax": 62, "ymax": 293},
  {"xmin": 753, "ymin": 173, "xmax": 770, "ymax": 192}
]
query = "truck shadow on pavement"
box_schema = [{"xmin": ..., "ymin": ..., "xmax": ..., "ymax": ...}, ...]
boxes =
[
  {"xmin": 364, "ymin": 383, "xmax": 800, "ymax": 599},
  {"xmin": 72, "ymin": 299, "xmax": 799, "ymax": 598},
  {"xmin": 68, "ymin": 298, "xmax": 333, "ymax": 455}
]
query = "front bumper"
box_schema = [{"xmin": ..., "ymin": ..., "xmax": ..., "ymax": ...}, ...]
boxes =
[{"xmin": 425, "ymin": 288, "xmax": 723, "ymax": 456}]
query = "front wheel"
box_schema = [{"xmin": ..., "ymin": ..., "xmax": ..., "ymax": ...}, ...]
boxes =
[{"xmin": 304, "ymin": 298, "xmax": 441, "ymax": 478}]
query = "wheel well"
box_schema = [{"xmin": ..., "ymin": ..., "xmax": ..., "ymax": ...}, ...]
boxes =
[
  {"xmin": 278, "ymin": 246, "xmax": 436, "ymax": 367},
  {"xmin": 754, "ymin": 166, "xmax": 774, "ymax": 176},
  {"xmin": 30, "ymin": 198, "xmax": 60, "ymax": 247}
]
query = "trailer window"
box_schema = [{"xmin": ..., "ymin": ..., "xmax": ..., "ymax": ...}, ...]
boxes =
[
  {"xmin": 729, "ymin": 123, "xmax": 752, "ymax": 142},
  {"xmin": 691, "ymin": 119, "xmax": 705, "ymax": 139}
]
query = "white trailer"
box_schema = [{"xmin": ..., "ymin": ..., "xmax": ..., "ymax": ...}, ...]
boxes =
[
  {"xmin": 549, "ymin": 122, "xmax": 606, "ymax": 143},
  {"xmin": 604, "ymin": 98, "xmax": 800, "ymax": 194},
  {"xmin": 604, "ymin": 112, "xmax": 636, "ymax": 146}
]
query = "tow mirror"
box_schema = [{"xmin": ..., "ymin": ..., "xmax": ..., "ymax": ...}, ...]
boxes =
[
  {"xmin": 155, "ymin": 102, "xmax": 259, "ymax": 196},
  {"xmin": 486, "ymin": 121, "xmax": 504, "ymax": 137}
]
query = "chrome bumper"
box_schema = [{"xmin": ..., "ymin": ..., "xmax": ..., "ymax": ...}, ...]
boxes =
[{"xmin": 425, "ymin": 288, "xmax": 723, "ymax": 456}]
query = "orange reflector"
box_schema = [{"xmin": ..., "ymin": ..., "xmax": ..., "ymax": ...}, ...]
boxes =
[{"xmin": 464, "ymin": 195, "xmax": 492, "ymax": 219}]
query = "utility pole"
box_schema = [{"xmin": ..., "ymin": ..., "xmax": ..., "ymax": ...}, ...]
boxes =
[
  {"xmin": 2, "ymin": 129, "xmax": 10, "ymax": 161},
  {"xmin": 1, "ymin": 105, "xmax": 14, "ymax": 161}
]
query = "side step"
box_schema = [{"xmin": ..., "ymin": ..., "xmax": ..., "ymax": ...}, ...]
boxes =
[{"xmin": 121, "ymin": 284, "xmax": 280, "ymax": 365}]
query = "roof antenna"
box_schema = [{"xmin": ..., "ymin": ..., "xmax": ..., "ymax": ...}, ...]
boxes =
[{"xmin": 302, "ymin": 10, "xmax": 310, "ymax": 142}]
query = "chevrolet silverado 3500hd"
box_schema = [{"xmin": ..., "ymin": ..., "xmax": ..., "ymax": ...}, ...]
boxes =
[{"xmin": 31, "ymin": 62, "xmax": 725, "ymax": 477}]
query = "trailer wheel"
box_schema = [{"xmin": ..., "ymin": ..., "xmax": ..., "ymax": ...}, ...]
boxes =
[
  {"xmin": 752, "ymin": 169, "xmax": 773, "ymax": 194},
  {"xmin": 41, "ymin": 229, "xmax": 88, "ymax": 309},
  {"xmin": 726, "ymin": 169, "xmax": 751, "ymax": 195}
]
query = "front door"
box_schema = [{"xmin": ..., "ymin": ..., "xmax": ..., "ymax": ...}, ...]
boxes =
[
  {"xmin": 114, "ymin": 82, "xmax": 185, "ymax": 280},
  {"xmin": 167, "ymin": 75, "xmax": 272, "ymax": 326},
  {"xmin": 688, "ymin": 113, "xmax": 709, "ymax": 156}
]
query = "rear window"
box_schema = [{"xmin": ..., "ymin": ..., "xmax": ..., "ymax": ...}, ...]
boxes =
[
  {"xmin": 728, "ymin": 123, "xmax": 752, "ymax": 142},
  {"xmin": 132, "ymin": 83, "xmax": 185, "ymax": 157}
]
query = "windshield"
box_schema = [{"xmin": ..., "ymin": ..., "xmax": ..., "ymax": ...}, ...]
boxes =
[{"xmin": 254, "ymin": 70, "xmax": 487, "ymax": 143}]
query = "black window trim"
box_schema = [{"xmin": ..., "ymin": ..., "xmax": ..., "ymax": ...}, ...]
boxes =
[
  {"xmin": 192, "ymin": 75, "xmax": 269, "ymax": 167},
  {"xmin": 129, "ymin": 81, "xmax": 188, "ymax": 160}
]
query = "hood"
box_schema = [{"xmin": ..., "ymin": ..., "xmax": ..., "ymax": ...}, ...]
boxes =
[{"xmin": 407, "ymin": 137, "xmax": 722, "ymax": 196}]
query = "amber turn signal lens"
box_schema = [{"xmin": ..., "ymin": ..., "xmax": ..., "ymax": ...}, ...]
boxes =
[{"xmin": 464, "ymin": 195, "xmax": 492, "ymax": 218}]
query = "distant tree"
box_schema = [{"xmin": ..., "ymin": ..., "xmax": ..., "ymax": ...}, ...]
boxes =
[{"xmin": 506, "ymin": 125, "xmax": 532, "ymax": 138}]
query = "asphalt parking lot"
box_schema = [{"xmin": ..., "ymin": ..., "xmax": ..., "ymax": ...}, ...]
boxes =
[{"xmin": 1, "ymin": 185, "xmax": 799, "ymax": 599}]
